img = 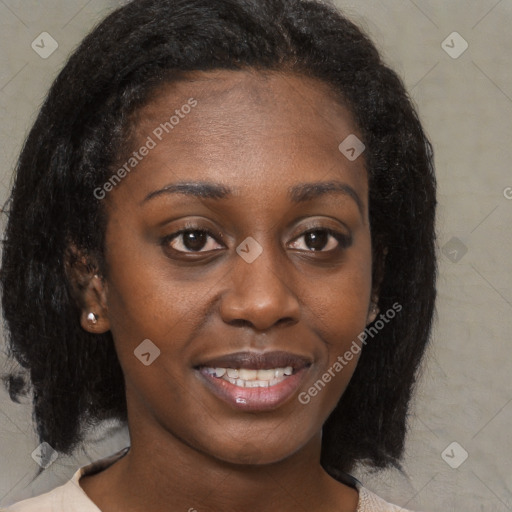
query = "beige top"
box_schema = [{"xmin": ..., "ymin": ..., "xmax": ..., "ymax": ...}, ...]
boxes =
[{"xmin": 2, "ymin": 448, "xmax": 414, "ymax": 512}]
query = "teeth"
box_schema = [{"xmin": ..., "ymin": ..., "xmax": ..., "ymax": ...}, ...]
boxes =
[
  {"xmin": 204, "ymin": 366, "xmax": 296, "ymax": 388},
  {"xmin": 257, "ymin": 369, "xmax": 275, "ymax": 380},
  {"xmin": 238, "ymin": 369, "xmax": 258, "ymax": 380},
  {"xmin": 247, "ymin": 379, "xmax": 270, "ymax": 388}
]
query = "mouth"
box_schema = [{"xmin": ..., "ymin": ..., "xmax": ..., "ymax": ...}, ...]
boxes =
[
  {"xmin": 194, "ymin": 351, "xmax": 312, "ymax": 411},
  {"xmin": 202, "ymin": 366, "xmax": 294, "ymax": 388}
]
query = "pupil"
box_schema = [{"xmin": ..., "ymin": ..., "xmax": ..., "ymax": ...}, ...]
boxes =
[
  {"xmin": 306, "ymin": 230, "xmax": 327, "ymax": 251},
  {"xmin": 184, "ymin": 231, "xmax": 206, "ymax": 251}
]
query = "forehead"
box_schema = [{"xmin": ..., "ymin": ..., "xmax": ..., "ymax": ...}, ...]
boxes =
[
  {"xmin": 137, "ymin": 68, "xmax": 360, "ymax": 146},
  {"xmin": 110, "ymin": 69, "xmax": 367, "ymax": 212}
]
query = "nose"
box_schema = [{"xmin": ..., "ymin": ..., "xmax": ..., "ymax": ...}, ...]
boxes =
[{"xmin": 219, "ymin": 241, "xmax": 300, "ymax": 332}]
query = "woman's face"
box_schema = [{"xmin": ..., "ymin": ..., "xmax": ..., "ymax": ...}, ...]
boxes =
[{"xmin": 95, "ymin": 69, "xmax": 375, "ymax": 465}]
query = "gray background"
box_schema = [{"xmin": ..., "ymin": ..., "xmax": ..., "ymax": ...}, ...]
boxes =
[{"xmin": 0, "ymin": 0, "xmax": 511, "ymax": 510}]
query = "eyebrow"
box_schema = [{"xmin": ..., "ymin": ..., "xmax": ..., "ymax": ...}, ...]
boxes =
[{"xmin": 142, "ymin": 180, "xmax": 364, "ymax": 217}]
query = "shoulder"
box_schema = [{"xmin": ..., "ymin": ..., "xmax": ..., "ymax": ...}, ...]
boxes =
[
  {"xmin": 2, "ymin": 447, "xmax": 129, "ymax": 512},
  {"xmin": 357, "ymin": 483, "xmax": 417, "ymax": 512},
  {"xmin": 1, "ymin": 479, "xmax": 97, "ymax": 512}
]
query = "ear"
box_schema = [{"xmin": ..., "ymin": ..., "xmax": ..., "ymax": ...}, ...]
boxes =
[
  {"xmin": 366, "ymin": 298, "xmax": 380, "ymax": 325},
  {"xmin": 366, "ymin": 245, "xmax": 388, "ymax": 325},
  {"xmin": 64, "ymin": 244, "xmax": 110, "ymax": 334}
]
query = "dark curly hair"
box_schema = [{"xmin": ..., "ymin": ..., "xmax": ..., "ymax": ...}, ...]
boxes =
[{"xmin": 0, "ymin": 0, "xmax": 436, "ymax": 476}]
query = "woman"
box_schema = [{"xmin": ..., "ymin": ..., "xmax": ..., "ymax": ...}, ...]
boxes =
[{"xmin": 0, "ymin": 0, "xmax": 436, "ymax": 510}]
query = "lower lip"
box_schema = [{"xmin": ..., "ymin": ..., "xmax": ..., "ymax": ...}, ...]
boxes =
[{"xmin": 196, "ymin": 367, "xmax": 310, "ymax": 412}]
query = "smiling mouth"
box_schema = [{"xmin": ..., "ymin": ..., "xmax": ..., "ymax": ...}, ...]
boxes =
[
  {"xmin": 202, "ymin": 366, "xmax": 294, "ymax": 388},
  {"xmin": 194, "ymin": 350, "xmax": 312, "ymax": 410}
]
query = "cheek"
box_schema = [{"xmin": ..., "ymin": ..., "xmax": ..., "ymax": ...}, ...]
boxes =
[
  {"xmin": 311, "ymin": 239, "xmax": 373, "ymax": 345},
  {"xmin": 300, "ymin": 241, "xmax": 373, "ymax": 405},
  {"xmin": 101, "ymin": 218, "xmax": 194, "ymax": 344}
]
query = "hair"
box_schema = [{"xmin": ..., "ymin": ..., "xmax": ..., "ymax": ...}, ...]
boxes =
[{"xmin": 0, "ymin": 0, "xmax": 436, "ymax": 476}]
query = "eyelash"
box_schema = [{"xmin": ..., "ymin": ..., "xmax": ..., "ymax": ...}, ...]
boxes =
[{"xmin": 161, "ymin": 225, "xmax": 352, "ymax": 255}]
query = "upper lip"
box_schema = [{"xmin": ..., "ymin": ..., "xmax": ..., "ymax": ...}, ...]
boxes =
[{"xmin": 195, "ymin": 351, "xmax": 312, "ymax": 371}]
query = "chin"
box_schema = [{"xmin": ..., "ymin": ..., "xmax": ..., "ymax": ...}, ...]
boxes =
[{"xmin": 198, "ymin": 429, "xmax": 312, "ymax": 467}]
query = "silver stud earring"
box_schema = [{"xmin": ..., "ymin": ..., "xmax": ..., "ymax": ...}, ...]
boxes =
[{"xmin": 87, "ymin": 312, "xmax": 98, "ymax": 324}]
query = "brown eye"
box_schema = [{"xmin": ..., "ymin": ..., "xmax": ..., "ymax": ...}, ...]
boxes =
[
  {"xmin": 289, "ymin": 228, "xmax": 351, "ymax": 252},
  {"xmin": 163, "ymin": 229, "xmax": 224, "ymax": 253}
]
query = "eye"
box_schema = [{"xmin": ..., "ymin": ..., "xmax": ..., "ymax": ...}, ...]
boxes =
[
  {"xmin": 289, "ymin": 228, "xmax": 351, "ymax": 252},
  {"xmin": 162, "ymin": 228, "xmax": 224, "ymax": 253}
]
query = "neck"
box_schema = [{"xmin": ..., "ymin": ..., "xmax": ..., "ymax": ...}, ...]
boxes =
[{"xmin": 80, "ymin": 399, "xmax": 358, "ymax": 512}]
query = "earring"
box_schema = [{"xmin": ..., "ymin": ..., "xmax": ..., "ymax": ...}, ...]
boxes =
[{"xmin": 87, "ymin": 312, "xmax": 98, "ymax": 324}]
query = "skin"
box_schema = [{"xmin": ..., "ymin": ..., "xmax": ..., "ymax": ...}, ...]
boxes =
[{"xmin": 74, "ymin": 69, "xmax": 380, "ymax": 512}]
